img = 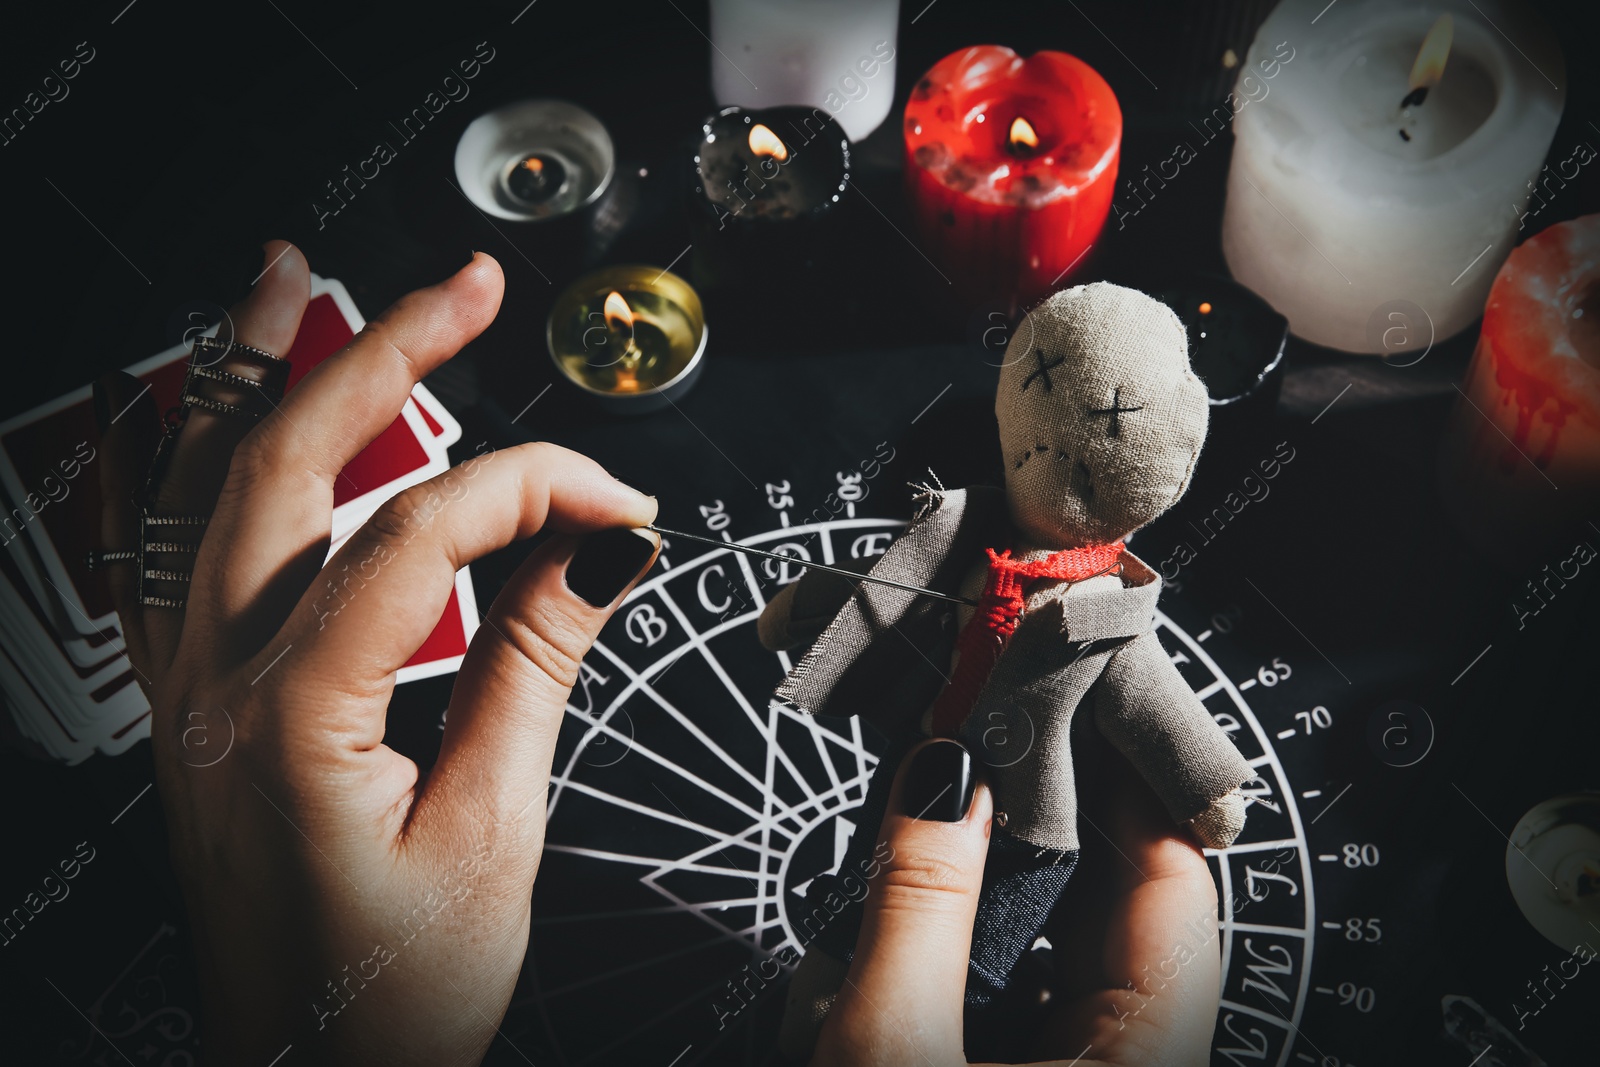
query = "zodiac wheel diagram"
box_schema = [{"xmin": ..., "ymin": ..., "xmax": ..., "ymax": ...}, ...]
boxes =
[{"xmin": 521, "ymin": 512, "xmax": 1333, "ymax": 1067}]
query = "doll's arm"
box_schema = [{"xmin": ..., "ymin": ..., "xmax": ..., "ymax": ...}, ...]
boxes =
[
  {"xmin": 1092, "ymin": 631, "xmax": 1253, "ymax": 849},
  {"xmin": 756, "ymin": 555, "xmax": 877, "ymax": 651}
]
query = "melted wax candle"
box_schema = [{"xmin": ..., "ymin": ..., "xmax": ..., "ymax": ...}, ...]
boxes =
[
  {"xmin": 903, "ymin": 46, "xmax": 1120, "ymax": 310},
  {"xmin": 1441, "ymin": 214, "xmax": 1600, "ymax": 551}
]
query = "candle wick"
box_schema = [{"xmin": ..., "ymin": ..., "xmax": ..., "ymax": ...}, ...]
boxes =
[{"xmin": 1399, "ymin": 85, "xmax": 1429, "ymax": 110}]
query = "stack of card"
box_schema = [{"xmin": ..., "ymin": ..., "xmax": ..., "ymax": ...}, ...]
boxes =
[{"xmin": 0, "ymin": 276, "xmax": 480, "ymax": 763}]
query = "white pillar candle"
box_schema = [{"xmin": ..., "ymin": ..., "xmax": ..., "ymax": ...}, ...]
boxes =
[
  {"xmin": 1221, "ymin": 0, "xmax": 1563, "ymax": 353},
  {"xmin": 709, "ymin": 0, "xmax": 900, "ymax": 143}
]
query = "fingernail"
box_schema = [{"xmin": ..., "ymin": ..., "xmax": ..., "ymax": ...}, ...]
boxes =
[
  {"xmin": 565, "ymin": 527, "xmax": 658, "ymax": 607},
  {"xmin": 900, "ymin": 740, "xmax": 976, "ymax": 822},
  {"xmin": 91, "ymin": 376, "xmax": 112, "ymax": 433}
]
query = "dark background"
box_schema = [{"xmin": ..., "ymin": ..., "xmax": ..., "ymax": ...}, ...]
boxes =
[{"xmin": 2, "ymin": 0, "xmax": 1598, "ymax": 1063}]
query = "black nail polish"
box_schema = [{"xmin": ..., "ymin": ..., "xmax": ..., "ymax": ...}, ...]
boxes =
[
  {"xmin": 565, "ymin": 528, "xmax": 658, "ymax": 607},
  {"xmin": 900, "ymin": 740, "xmax": 976, "ymax": 822},
  {"xmin": 91, "ymin": 376, "xmax": 112, "ymax": 434}
]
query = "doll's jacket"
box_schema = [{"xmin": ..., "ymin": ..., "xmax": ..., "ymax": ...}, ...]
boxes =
[{"xmin": 759, "ymin": 485, "xmax": 1252, "ymax": 854}]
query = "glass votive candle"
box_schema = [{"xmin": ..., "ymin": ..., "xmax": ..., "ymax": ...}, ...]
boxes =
[
  {"xmin": 689, "ymin": 105, "xmax": 850, "ymax": 298},
  {"xmin": 1157, "ymin": 274, "xmax": 1289, "ymax": 429}
]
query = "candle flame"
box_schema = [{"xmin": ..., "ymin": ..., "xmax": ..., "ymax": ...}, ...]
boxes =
[
  {"xmin": 1198, "ymin": 302, "xmax": 1212, "ymax": 315},
  {"xmin": 1009, "ymin": 116, "xmax": 1040, "ymax": 151},
  {"xmin": 522, "ymin": 157, "xmax": 545, "ymax": 174},
  {"xmin": 1409, "ymin": 14, "xmax": 1453, "ymax": 92},
  {"xmin": 603, "ymin": 290, "xmax": 635, "ymax": 333},
  {"xmin": 747, "ymin": 123, "xmax": 789, "ymax": 161}
]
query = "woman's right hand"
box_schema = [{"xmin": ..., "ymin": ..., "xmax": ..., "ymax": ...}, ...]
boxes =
[{"xmin": 811, "ymin": 739, "xmax": 1223, "ymax": 1067}]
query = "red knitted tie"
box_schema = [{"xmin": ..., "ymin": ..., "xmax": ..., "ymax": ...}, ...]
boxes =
[{"xmin": 928, "ymin": 542, "xmax": 1125, "ymax": 738}]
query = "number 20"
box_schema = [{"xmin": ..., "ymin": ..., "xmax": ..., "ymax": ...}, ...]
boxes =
[{"xmin": 699, "ymin": 500, "xmax": 730, "ymax": 531}]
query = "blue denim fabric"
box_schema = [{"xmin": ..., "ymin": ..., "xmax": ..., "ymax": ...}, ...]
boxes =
[
  {"xmin": 965, "ymin": 829, "xmax": 1078, "ymax": 1005},
  {"xmin": 799, "ymin": 738, "xmax": 1078, "ymax": 1007}
]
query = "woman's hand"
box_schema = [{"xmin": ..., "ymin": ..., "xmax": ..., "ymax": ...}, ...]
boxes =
[
  {"xmin": 96, "ymin": 243, "xmax": 659, "ymax": 1064},
  {"xmin": 812, "ymin": 736, "xmax": 1222, "ymax": 1067}
]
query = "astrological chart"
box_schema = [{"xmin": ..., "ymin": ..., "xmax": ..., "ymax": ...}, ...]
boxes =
[{"xmin": 513, "ymin": 485, "xmax": 1390, "ymax": 1067}]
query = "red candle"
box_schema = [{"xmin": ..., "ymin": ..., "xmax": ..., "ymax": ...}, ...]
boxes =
[
  {"xmin": 903, "ymin": 46, "xmax": 1121, "ymax": 310},
  {"xmin": 1441, "ymin": 213, "xmax": 1600, "ymax": 552}
]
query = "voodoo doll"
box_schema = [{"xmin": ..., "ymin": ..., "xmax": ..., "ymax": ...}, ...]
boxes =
[{"xmin": 758, "ymin": 282, "xmax": 1253, "ymax": 1056}]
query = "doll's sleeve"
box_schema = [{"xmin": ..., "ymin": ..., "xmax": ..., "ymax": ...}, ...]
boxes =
[
  {"xmin": 756, "ymin": 555, "xmax": 876, "ymax": 651},
  {"xmin": 1091, "ymin": 630, "xmax": 1253, "ymax": 827}
]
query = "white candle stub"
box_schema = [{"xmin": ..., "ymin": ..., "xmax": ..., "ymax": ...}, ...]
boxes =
[
  {"xmin": 708, "ymin": 0, "xmax": 899, "ymax": 142},
  {"xmin": 1222, "ymin": 0, "xmax": 1564, "ymax": 353}
]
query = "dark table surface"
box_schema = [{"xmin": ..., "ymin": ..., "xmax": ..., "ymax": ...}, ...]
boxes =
[{"xmin": 2, "ymin": 1, "xmax": 1598, "ymax": 1064}]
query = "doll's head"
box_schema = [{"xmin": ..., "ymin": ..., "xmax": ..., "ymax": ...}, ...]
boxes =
[{"xmin": 995, "ymin": 282, "xmax": 1208, "ymax": 548}]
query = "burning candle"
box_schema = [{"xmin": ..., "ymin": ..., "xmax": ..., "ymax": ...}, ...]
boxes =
[
  {"xmin": 546, "ymin": 265, "xmax": 708, "ymax": 414},
  {"xmin": 454, "ymin": 99, "xmax": 614, "ymax": 222},
  {"xmin": 690, "ymin": 106, "xmax": 850, "ymax": 293},
  {"xmin": 505, "ymin": 153, "xmax": 567, "ymax": 206},
  {"xmin": 708, "ymin": 0, "xmax": 900, "ymax": 142},
  {"xmin": 903, "ymin": 46, "xmax": 1121, "ymax": 311},
  {"xmin": 1440, "ymin": 214, "xmax": 1600, "ymax": 551},
  {"xmin": 1221, "ymin": 0, "xmax": 1564, "ymax": 353}
]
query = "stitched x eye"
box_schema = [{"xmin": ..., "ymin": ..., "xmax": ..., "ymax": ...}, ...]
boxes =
[
  {"xmin": 1087, "ymin": 387, "xmax": 1143, "ymax": 438},
  {"xmin": 1021, "ymin": 349, "xmax": 1065, "ymax": 392}
]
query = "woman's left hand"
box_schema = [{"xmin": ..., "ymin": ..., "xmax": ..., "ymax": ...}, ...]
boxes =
[{"xmin": 97, "ymin": 243, "xmax": 660, "ymax": 1065}]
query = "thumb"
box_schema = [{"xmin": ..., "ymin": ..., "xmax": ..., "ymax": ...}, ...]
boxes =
[
  {"xmin": 817, "ymin": 739, "xmax": 993, "ymax": 1066},
  {"xmin": 413, "ymin": 517, "xmax": 658, "ymax": 856}
]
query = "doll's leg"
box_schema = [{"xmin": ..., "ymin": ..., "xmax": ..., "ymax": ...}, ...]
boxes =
[{"xmin": 965, "ymin": 827, "xmax": 1078, "ymax": 1006}]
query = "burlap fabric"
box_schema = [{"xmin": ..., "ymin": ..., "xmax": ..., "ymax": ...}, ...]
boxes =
[{"xmin": 997, "ymin": 282, "xmax": 1208, "ymax": 548}]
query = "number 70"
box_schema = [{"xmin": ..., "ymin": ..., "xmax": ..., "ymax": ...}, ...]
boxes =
[{"xmin": 1295, "ymin": 706, "xmax": 1333, "ymax": 734}]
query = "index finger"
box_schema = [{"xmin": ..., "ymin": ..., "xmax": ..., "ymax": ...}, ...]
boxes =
[
  {"xmin": 270, "ymin": 443, "xmax": 654, "ymax": 746},
  {"xmin": 193, "ymin": 252, "xmax": 504, "ymax": 647}
]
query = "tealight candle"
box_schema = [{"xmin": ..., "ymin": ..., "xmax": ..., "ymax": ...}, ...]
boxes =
[
  {"xmin": 690, "ymin": 106, "xmax": 850, "ymax": 292},
  {"xmin": 1221, "ymin": 0, "xmax": 1564, "ymax": 353},
  {"xmin": 903, "ymin": 46, "xmax": 1121, "ymax": 311},
  {"xmin": 1440, "ymin": 214, "xmax": 1600, "ymax": 551},
  {"xmin": 454, "ymin": 99, "xmax": 615, "ymax": 222},
  {"xmin": 547, "ymin": 265, "xmax": 708, "ymax": 415}
]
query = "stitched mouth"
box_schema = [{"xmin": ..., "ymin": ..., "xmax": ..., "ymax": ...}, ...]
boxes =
[
  {"xmin": 1012, "ymin": 446, "xmax": 1095, "ymax": 501},
  {"xmin": 1013, "ymin": 442, "xmax": 1052, "ymax": 471}
]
